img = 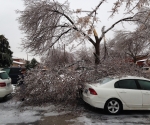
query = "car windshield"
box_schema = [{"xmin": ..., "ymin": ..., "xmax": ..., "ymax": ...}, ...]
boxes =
[
  {"xmin": 96, "ymin": 77, "xmax": 114, "ymax": 84},
  {"xmin": 0, "ymin": 72, "xmax": 9, "ymax": 79}
]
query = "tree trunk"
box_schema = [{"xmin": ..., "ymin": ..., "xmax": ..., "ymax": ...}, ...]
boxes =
[
  {"xmin": 133, "ymin": 57, "xmax": 137, "ymax": 63},
  {"xmin": 94, "ymin": 43, "xmax": 100, "ymax": 64}
]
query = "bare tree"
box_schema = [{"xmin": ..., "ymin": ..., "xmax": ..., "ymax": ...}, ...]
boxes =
[
  {"xmin": 18, "ymin": 0, "xmax": 150, "ymax": 65},
  {"xmin": 108, "ymin": 30, "xmax": 150, "ymax": 63},
  {"xmin": 75, "ymin": 47, "xmax": 94, "ymax": 64},
  {"xmin": 134, "ymin": 7, "xmax": 150, "ymax": 40},
  {"xmin": 41, "ymin": 47, "xmax": 74, "ymax": 68}
]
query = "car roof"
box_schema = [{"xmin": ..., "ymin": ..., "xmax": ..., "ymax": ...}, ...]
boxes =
[
  {"xmin": 88, "ymin": 76, "xmax": 150, "ymax": 89},
  {"xmin": 115, "ymin": 76, "xmax": 150, "ymax": 81}
]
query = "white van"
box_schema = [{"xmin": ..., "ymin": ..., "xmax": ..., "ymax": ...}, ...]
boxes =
[{"xmin": 0, "ymin": 71, "xmax": 13, "ymax": 100}]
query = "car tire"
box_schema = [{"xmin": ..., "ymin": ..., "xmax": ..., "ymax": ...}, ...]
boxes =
[
  {"xmin": 105, "ymin": 99, "xmax": 122, "ymax": 114},
  {"xmin": 0, "ymin": 96, "xmax": 7, "ymax": 102}
]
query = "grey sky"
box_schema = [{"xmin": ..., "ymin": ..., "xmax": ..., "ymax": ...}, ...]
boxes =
[
  {"xmin": 0, "ymin": 0, "xmax": 136, "ymax": 62},
  {"xmin": 0, "ymin": 0, "xmax": 27, "ymax": 59}
]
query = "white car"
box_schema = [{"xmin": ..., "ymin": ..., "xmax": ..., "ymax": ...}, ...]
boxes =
[
  {"xmin": 83, "ymin": 76, "xmax": 150, "ymax": 114},
  {"xmin": 0, "ymin": 71, "xmax": 13, "ymax": 100}
]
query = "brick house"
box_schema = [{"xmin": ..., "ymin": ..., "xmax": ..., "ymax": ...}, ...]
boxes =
[{"xmin": 12, "ymin": 57, "xmax": 26, "ymax": 67}]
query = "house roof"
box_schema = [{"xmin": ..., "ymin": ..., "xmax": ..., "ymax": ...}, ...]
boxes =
[
  {"xmin": 13, "ymin": 61, "xmax": 25, "ymax": 65},
  {"xmin": 136, "ymin": 54, "xmax": 150, "ymax": 61},
  {"xmin": 136, "ymin": 59, "xmax": 147, "ymax": 62}
]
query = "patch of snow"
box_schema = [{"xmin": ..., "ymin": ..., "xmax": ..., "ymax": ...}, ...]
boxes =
[
  {"xmin": 44, "ymin": 111, "xmax": 69, "ymax": 116},
  {"xmin": 25, "ymin": 105, "xmax": 55, "ymax": 111},
  {"xmin": 0, "ymin": 106, "xmax": 40, "ymax": 124},
  {"xmin": 70, "ymin": 115, "xmax": 98, "ymax": 125},
  {"xmin": 0, "ymin": 101, "xmax": 41, "ymax": 125},
  {"xmin": 60, "ymin": 74, "xmax": 64, "ymax": 78},
  {"xmin": 1, "ymin": 100, "xmax": 128, "ymax": 125},
  {"xmin": 12, "ymin": 85, "xmax": 16, "ymax": 93},
  {"xmin": 0, "ymin": 99, "xmax": 98, "ymax": 125},
  {"xmin": 0, "ymin": 100, "xmax": 63, "ymax": 125}
]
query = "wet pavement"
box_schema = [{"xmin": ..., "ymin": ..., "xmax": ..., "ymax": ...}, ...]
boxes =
[
  {"xmin": 32, "ymin": 114, "xmax": 80, "ymax": 125},
  {"xmin": 5, "ymin": 114, "xmax": 79, "ymax": 125},
  {"xmin": 1, "ymin": 97, "xmax": 150, "ymax": 125}
]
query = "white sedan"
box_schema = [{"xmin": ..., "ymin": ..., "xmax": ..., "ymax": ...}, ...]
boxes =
[
  {"xmin": 0, "ymin": 71, "xmax": 13, "ymax": 100},
  {"xmin": 83, "ymin": 76, "xmax": 150, "ymax": 114}
]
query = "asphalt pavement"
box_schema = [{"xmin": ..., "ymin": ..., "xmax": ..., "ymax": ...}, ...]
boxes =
[{"xmin": 1, "ymin": 97, "xmax": 150, "ymax": 125}]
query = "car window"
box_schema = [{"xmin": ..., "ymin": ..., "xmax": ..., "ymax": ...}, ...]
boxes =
[
  {"xmin": 115, "ymin": 79, "xmax": 137, "ymax": 89},
  {"xmin": 138, "ymin": 80, "xmax": 150, "ymax": 90},
  {"xmin": 96, "ymin": 77, "xmax": 114, "ymax": 84},
  {"xmin": 0, "ymin": 72, "xmax": 9, "ymax": 79},
  {"xmin": 2, "ymin": 68, "xmax": 10, "ymax": 74}
]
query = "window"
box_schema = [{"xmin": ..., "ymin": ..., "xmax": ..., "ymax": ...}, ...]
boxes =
[
  {"xmin": 0, "ymin": 72, "xmax": 9, "ymax": 79},
  {"xmin": 138, "ymin": 80, "xmax": 150, "ymax": 90},
  {"xmin": 115, "ymin": 79, "xmax": 137, "ymax": 89}
]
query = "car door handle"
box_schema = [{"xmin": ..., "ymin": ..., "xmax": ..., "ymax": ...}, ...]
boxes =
[{"xmin": 143, "ymin": 92, "xmax": 150, "ymax": 95}]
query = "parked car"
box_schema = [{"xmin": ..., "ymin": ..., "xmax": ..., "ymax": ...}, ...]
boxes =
[
  {"xmin": 82, "ymin": 76, "xmax": 150, "ymax": 114},
  {"xmin": 2, "ymin": 67, "xmax": 26, "ymax": 85},
  {"xmin": 0, "ymin": 71, "xmax": 13, "ymax": 100}
]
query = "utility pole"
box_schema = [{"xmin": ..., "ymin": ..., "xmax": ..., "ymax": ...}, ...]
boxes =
[
  {"xmin": 64, "ymin": 44, "xmax": 66, "ymax": 62},
  {"xmin": 27, "ymin": 53, "xmax": 28, "ymax": 61}
]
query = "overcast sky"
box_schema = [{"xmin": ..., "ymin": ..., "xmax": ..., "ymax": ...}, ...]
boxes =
[{"xmin": 0, "ymin": 0, "xmax": 136, "ymax": 62}]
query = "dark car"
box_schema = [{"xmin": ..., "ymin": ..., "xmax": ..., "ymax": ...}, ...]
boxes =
[{"xmin": 2, "ymin": 67, "xmax": 26, "ymax": 85}]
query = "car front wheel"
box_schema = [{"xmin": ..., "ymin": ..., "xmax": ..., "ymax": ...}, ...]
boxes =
[{"xmin": 105, "ymin": 99, "xmax": 122, "ymax": 114}]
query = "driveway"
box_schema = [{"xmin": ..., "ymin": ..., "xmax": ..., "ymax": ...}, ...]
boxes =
[
  {"xmin": 1, "ymin": 97, "xmax": 150, "ymax": 125},
  {"xmin": 82, "ymin": 104, "xmax": 150, "ymax": 125}
]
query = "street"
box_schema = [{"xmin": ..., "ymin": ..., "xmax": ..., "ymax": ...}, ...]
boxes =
[{"xmin": 1, "ymin": 97, "xmax": 150, "ymax": 125}]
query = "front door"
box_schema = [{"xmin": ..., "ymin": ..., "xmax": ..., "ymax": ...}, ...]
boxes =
[
  {"xmin": 137, "ymin": 80, "xmax": 150, "ymax": 107},
  {"xmin": 115, "ymin": 79, "xmax": 142, "ymax": 108}
]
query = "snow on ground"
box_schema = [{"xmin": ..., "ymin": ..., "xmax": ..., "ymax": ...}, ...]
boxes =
[
  {"xmin": 44, "ymin": 111, "xmax": 70, "ymax": 117},
  {"xmin": 0, "ymin": 100, "xmax": 63, "ymax": 125},
  {"xmin": 0, "ymin": 101, "xmax": 37, "ymax": 124},
  {"xmin": 69, "ymin": 115, "xmax": 95, "ymax": 125},
  {"xmin": 2, "ymin": 99, "xmax": 150, "ymax": 125},
  {"xmin": 0, "ymin": 99, "xmax": 100, "ymax": 125},
  {"xmin": 12, "ymin": 85, "xmax": 16, "ymax": 93}
]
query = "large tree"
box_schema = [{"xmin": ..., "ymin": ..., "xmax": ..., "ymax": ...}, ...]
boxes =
[
  {"xmin": 108, "ymin": 30, "xmax": 150, "ymax": 63},
  {"xmin": 0, "ymin": 35, "xmax": 13, "ymax": 67},
  {"xmin": 106, "ymin": 7, "xmax": 150, "ymax": 63},
  {"xmin": 18, "ymin": 0, "xmax": 150, "ymax": 64}
]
